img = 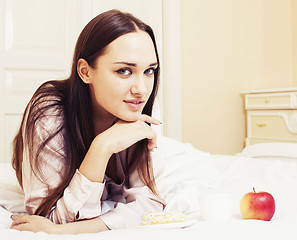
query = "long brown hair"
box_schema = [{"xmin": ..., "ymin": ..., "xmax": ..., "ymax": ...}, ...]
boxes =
[{"xmin": 12, "ymin": 9, "xmax": 160, "ymax": 217}]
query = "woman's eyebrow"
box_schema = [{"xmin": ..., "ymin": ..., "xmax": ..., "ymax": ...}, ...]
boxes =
[
  {"xmin": 114, "ymin": 61, "xmax": 136, "ymax": 66},
  {"xmin": 114, "ymin": 61, "xmax": 158, "ymax": 67},
  {"xmin": 149, "ymin": 62, "xmax": 158, "ymax": 67}
]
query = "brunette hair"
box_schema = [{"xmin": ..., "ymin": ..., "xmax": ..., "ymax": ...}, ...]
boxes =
[{"xmin": 12, "ymin": 9, "xmax": 160, "ymax": 217}]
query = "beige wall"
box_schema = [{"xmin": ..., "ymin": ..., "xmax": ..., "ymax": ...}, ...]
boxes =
[
  {"xmin": 292, "ymin": 0, "xmax": 297, "ymax": 85},
  {"xmin": 180, "ymin": 0, "xmax": 296, "ymax": 154}
]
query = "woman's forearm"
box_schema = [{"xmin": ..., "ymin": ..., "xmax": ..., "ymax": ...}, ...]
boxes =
[
  {"xmin": 11, "ymin": 215, "xmax": 109, "ymax": 234},
  {"xmin": 79, "ymin": 135, "xmax": 112, "ymax": 183},
  {"xmin": 55, "ymin": 217, "xmax": 109, "ymax": 234}
]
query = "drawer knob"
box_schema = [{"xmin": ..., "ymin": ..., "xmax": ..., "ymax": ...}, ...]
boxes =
[
  {"xmin": 264, "ymin": 99, "xmax": 270, "ymax": 104},
  {"xmin": 256, "ymin": 123, "xmax": 267, "ymax": 128}
]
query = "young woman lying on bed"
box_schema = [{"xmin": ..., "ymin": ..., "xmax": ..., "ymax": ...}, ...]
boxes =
[{"xmin": 10, "ymin": 9, "xmax": 166, "ymax": 234}]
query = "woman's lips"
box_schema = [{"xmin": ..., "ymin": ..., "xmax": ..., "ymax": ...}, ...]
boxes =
[{"xmin": 124, "ymin": 100, "xmax": 144, "ymax": 111}]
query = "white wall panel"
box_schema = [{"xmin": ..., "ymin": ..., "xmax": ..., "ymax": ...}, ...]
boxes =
[
  {"xmin": 3, "ymin": 0, "xmax": 69, "ymax": 69},
  {"xmin": 4, "ymin": 69, "xmax": 66, "ymax": 113}
]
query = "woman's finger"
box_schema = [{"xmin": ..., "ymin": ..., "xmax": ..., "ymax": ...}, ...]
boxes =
[
  {"xmin": 137, "ymin": 115, "xmax": 158, "ymax": 151},
  {"xmin": 139, "ymin": 114, "xmax": 161, "ymax": 125},
  {"xmin": 11, "ymin": 222, "xmax": 29, "ymax": 231},
  {"xmin": 10, "ymin": 215, "xmax": 29, "ymax": 226},
  {"xmin": 148, "ymin": 138, "xmax": 157, "ymax": 151}
]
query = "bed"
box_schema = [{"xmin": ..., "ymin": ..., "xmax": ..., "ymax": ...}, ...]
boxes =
[{"xmin": 1, "ymin": 136, "xmax": 297, "ymax": 239}]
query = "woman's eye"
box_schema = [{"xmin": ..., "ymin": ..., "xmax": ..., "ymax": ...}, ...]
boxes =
[
  {"xmin": 144, "ymin": 68, "xmax": 156, "ymax": 75},
  {"xmin": 116, "ymin": 68, "xmax": 132, "ymax": 76}
]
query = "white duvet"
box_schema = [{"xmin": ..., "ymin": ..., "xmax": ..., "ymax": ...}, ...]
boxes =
[{"xmin": 1, "ymin": 136, "xmax": 297, "ymax": 239}]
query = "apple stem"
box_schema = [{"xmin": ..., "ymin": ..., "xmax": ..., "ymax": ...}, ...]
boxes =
[{"xmin": 253, "ymin": 187, "xmax": 256, "ymax": 193}]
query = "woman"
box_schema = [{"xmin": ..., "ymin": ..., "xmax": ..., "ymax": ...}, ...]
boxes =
[{"xmin": 10, "ymin": 9, "xmax": 166, "ymax": 234}]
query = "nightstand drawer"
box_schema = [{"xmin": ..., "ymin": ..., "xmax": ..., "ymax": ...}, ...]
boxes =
[
  {"xmin": 247, "ymin": 110, "xmax": 297, "ymax": 141},
  {"xmin": 246, "ymin": 138, "xmax": 293, "ymax": 145},
  {"xmin": 245, "ymin": 92, "xmax": 296, "ymax": 109}
]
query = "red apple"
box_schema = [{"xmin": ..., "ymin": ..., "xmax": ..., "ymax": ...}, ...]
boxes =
[{"xmin": 240, "ymin": 188, "xmax": 275, "ymax": 221}]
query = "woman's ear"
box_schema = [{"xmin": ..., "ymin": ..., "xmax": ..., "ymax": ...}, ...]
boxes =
[{"xmin": 77, "ymin": 58, "xmax": 92, "ymax": 84}]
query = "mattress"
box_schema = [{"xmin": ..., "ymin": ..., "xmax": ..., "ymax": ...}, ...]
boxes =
[{"xmin": 1, "ymin": 136, "xmax": 297, "ymax": 239}]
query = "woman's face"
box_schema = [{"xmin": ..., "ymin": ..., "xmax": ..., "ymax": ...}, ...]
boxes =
[{"xmin": 87, "ymin": 30, "xmax": 158, "ymax": 122}]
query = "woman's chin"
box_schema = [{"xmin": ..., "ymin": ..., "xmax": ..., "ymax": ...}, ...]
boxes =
[{"xmin": 118, "ymin": 113, "xmax": 142, "ymax": 122}]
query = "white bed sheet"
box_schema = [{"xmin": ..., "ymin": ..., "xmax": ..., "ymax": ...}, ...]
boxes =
[{"xmin": 1, "ymin": 136, "xmax": 297, "ymax": 239}]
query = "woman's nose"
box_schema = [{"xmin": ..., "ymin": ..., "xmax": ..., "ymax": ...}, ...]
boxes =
[{"xmin": 131, "ymin": 76, "xmax": 147, "ymax": 95}]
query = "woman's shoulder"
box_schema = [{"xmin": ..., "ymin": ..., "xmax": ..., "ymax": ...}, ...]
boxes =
[
  {"xmin": 32, "ymin": 80, "xmax": 67, "ymax": 105},
  {"xmin": 28, "ymin": 80, "xmax": 67, "ymax": 112},
  {"xmin": 25, "ymin": 80, "xmax": 67, "ymax": 130}
]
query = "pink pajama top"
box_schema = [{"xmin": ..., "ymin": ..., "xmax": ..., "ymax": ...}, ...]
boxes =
[{"xmin": 21, "ymin": 105, "xmax": 166, "ymax": 230}]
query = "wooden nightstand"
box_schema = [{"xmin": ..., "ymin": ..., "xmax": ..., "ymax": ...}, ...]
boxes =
[{"xmin": 241, "ymin": 88, "xmax": 297, "ymax": 146}]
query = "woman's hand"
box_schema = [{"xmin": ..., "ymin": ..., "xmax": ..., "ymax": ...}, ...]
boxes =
[
  {"xmin": 99, "ymin": 114, "xmax": 161, "ymax": 155},
  {"xmin": 11, "ymin": 214, "xmax": 58, "ymax": 234},
  {"xmin": 79, "ymin": 114, "xmax": 161, "ymax": 183}
]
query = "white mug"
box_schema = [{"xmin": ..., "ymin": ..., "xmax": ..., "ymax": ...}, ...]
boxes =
[{"xmin": 198, "ymin": 191, "xmax": 232, "ymax": 221}]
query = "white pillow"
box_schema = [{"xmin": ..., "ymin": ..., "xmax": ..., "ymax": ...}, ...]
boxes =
[{"xmin": 238, "ymin": 143, "xmax": 297, "ymax": 160}]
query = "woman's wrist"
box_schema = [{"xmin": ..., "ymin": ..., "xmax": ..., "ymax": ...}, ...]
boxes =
[
  {"xmin": 53, "ymin": 223, "xmax": 64, "ymax": 234},
  {"xmin": 92, "ymin": 133, "xmax": 114, "ymax": 157},
  {"xmin": 52, "ymin": 218, "xmax": 109, "ymax": 234},
  {"xmin": 78, "ymin": 135, "xmax": 112, "ymax": 183}
]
